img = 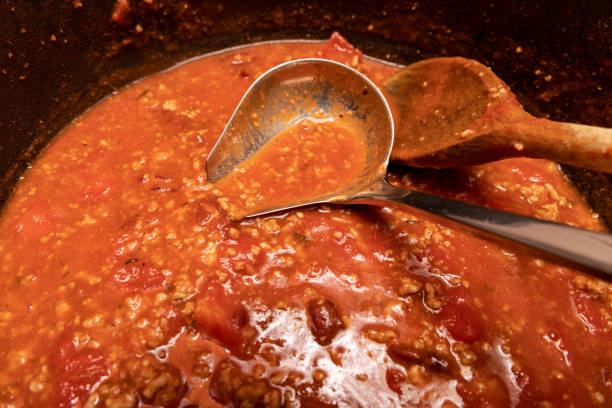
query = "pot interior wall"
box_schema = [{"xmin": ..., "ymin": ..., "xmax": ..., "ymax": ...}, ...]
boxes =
[{"xmin": 1, "ymin": 0, "xmax": 610, "ymax": 226}]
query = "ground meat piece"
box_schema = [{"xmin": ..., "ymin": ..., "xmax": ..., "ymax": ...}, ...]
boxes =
[
  {"xmin": 306, "ymin": 298, "xmax": 345, "ymax": 346},
  {"xmin": 127, "ymin": 355, "xmax": 186, "ymax": 406},
  {"xmin": 363, "ymin": 326, "xmax": 398, "ymax": 344},
  {"xmin": 167, "ymin": 274, "xmax": 197, "ymax": 302},
  {"xmin": 397, "ymin": 276, "xmax": 423, "ymax": 297},
  {"xmin": 424, "ymin": 282, "xmax": 444, "ymax": 310},
  {"xmin": 209, "ymin": 359, "xmax": 282, "ymax": 408},
  {"xmin": 192, "ymin": 351, "xmax": 212, "ymax": 380},
  {"xmin": 93, "ymin": 355, "xmax": 187, "ymax": 408},
  {"xmin": 91, "ymin": 388, "xmax": 137, "ymax": 408}
]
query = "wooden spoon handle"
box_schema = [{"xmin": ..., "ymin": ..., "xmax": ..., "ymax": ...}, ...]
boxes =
[{"xmin": 516, "ymin": 118, "xmax": 612, "ymax": 173}]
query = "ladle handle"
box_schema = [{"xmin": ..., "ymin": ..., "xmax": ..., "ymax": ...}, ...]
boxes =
[{"xmin": 355, "ymin": 181, "xmax": 612, "ymax": 277}]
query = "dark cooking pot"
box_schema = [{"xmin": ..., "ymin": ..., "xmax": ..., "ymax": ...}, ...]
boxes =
[{"xmin": 1, "ymin": 0, "xmax": 611, "ymax": 227}]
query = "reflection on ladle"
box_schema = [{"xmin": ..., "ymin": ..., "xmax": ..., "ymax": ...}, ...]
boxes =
[{"xmin": 206, "ymin": 58, "xmax": 612, "ymax": 277}]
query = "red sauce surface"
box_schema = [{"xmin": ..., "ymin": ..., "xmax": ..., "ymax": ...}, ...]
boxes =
[
  {"xmin": 0, "ymin": 34, "xmax": 610, "ymax": 408},
  {"xmin": 215, "ymin": 119, "xmax": 367, "ymax": 219}
]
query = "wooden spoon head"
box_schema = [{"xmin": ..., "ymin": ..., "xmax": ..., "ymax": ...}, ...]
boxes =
[{"xmin": 383, "ymin": 57, "xmax": 525, "ymax": 168}]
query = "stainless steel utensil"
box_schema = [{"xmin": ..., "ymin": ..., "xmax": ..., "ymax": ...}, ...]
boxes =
[{"xmin": 207, "ymin": 58, "xmax": 612, "ymax": 276}]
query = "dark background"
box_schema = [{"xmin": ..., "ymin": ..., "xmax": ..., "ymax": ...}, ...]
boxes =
[{"xmin": 1, "ymin": 0, "xmax": 610, "ymax": 223}]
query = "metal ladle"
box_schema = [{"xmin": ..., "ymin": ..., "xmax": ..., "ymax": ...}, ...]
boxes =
[{"xmin": 207, "ymin": 58, "xmax": 612, "ymax": 277}]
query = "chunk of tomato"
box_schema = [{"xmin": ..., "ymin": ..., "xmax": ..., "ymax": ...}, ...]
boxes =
[
  {"xmin": 217, "ymin": 233, "xmax": 264, "ymax": 275},
  {"xmin": 82, "ymin": 179, "xmax": 112, "ymax": 202},
  {"xmin": 110, "ymin": 260, "xmax": 166, "ymax": 292},
  {"xmin": 439, "ymin": 289, "xmax": 483, "ymax": 343},
  {"xmin": 316, "ymin": 31, "xmax": 363, "ymax": 67},
  {"xmin": 53, "ymin": 339, "xmax": 109, "ymax": 407},
  {"xmin": 195, "ymin": 283, "xmax": 250, "ymax": 356},
  {"xmin": 12, "ymin": 200, "xmax": 63, "ymax": 241},
  {"xmin": 571, "ymin": 290, "xmax": 610, "ymax": 334}
]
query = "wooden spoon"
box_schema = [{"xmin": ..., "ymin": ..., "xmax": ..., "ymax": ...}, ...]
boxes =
[{"xmin": 383, "ymin": 57, "xmax": 612, "ymax": 172}]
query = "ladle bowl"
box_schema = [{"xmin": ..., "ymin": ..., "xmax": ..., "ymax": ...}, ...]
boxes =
[
  {"xmin": 206, "ymin": 58, "xmax": 612, "ymax": 277},
  {"xmin": 206, "ymin": 58, "xmax": 393, "ymax": 200}
]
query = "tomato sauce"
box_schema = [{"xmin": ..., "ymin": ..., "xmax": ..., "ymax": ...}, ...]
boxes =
[
  {"xmin": 215, "ymin": 119, "xmax": 367, "ymax": 220},
  {"xmin": 0, "ymin": 34, "xmax": 610, "ymax": 408}
]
